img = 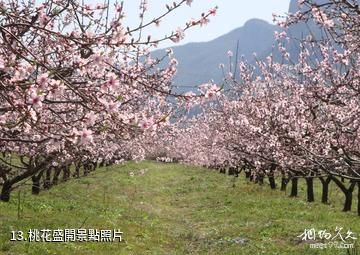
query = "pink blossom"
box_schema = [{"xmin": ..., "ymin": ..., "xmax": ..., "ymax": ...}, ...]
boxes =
[
  {"xmin": 29, "ymin": 93, "xmax": 43, "ymax": 108},
  {"xmin": 80, "ymin": 129, "xmax": 93, "ymax": 144},
  {"xmin": 0, "ymin": 57, "xmax": 4, "ymax": 69},
  {"xmin": 85, "ymin": 112, "xmax": 97, "ymax": 126},
  {"xmin": 171, "ymin": 28, "xmax": 185, "ymax": 43},
  {"xmin": 105, "ymin": 72, "xmax": 120, "ymax": 90},
  {"xmin": 184, "ymin": 91, "xmax": 196, "ymax": 100},
  {"xmin": 39, "ymin": 10, "xmax": 50, "ymax": 26},
  {"xmin": 37, "ymin": 73, "xmax": 49, "ymax": 89},
  {"xmin": 200, "ymin": 17, "xmax": 210, "ymax": 26},
  {"xmin": 209, "ymin": 7, "xmax": 217, "ymax": 16},
  {"xmin": 139, "ymin": 118, "xmax": 154, "ymax": 130}
]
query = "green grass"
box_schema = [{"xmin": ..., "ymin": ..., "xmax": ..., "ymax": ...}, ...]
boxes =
[{"xmin": 0, "ymin": 161, "xmax": 359, "ymax": 255}]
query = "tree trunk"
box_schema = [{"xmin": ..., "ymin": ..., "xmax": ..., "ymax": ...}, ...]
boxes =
[
  {"xmin": 74, "ymin": 162, "xmax": 81, "ymax": 178},
  {"xmin": 249, "ymin": 173, "xmax": 255, "ymax": 182},
  {"xmin": 319, "ymin": 176, "xmax": 331, "ymax": 204},
  {"xmin": 234, "ymin": 167, "xmax": 242, "ymax": 178},
  {"xmin": 290, "ymin": 177, "xmax": 298, "ymax": 197},
  {"xmin": 228, "ymin": 167, "xmax": 235, "ymax": 176},
  {"xmin": 31, "ymin": 176, "xmax": 41, "ymax": 195},
  {"xmin": 305, "ymin": 177, "xmax": 315, "ymax": 202},
  {"xmin": 219, "ymin": 167, "xmax": 226, "ymax": 174},
  {"xmin": 31, "ymin": 169, "xmax": 45, "ymax": 195},
  {"xmin": 245, "ymin": 170, "xmax": 251, "ymax": 179},
  {"xmin": 281, "ymin": 177, "xmax": 287, "ymax": 191},
  {"xmin": 269, "ymin": 175, "xmax": 276, "ymax": 189},
  {"xmin": 84, "ymin": 163, "xmax": 90, "ymax": 176},
  {"xmin": 62, "ymin": 165, "xmax": 70, "ymax": 181},
  {"xmin": 342, "ymin": 180, "xmax": 357, "ymax": 212},
  {"xmin": 331, "ymin": 176, "xmax": 356, "ymax": 212},
  {"xmin": 0, "ymin": 180, "xmax": 12, "ymax": 202},
  {"xmin": 43, "ymin": 167, "xmax": 52, "ymax": 190},
  {"xmin": 259, "ymin": 176, "xmax": 264, "ymax": 185},
  {"xmin": 257, "ymin": 174, "xmax": 264, "ymax": 185},
  {"xmin": 52, "ymin": 167, "xmax": 61, "ymax": 185},
  {"xmin": 268, "ymin": 164, "xmax": 277, "ymax": 189},
  {"xmin": 358, "ymin": 182, "xmax": 360, "ymax": 216},
  {"xmin": 0, "ymin": 156, "xmax": 53, "ymax": 202},
  {"xmin": 344, "ymin": 189, "xmax": 353, "ymax": 212}
]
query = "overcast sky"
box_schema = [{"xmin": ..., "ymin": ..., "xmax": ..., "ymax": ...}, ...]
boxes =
[{"xmin": 120, "ymin": 0, "xmax": 291, "ymax": 48}]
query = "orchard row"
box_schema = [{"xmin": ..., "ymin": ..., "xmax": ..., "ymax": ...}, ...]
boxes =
[{"xmin": 146, "ymin": 0, "xmax": 360, "ymax": 215}]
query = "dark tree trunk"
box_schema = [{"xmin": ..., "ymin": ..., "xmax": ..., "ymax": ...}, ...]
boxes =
[
  {"xmin": 358, "ymin": 182, "xmax": 360, "ymax": 216},
  {"xmin": 249, "ymin": 172, "xmax": 255, "ymax": 182},
  {"xmin": 0, "ymin": 156, "xmax": 53, "ymax": 202},
  {"xmin": 74, "ymin": 162, "xmax": 81, "ymax": 178},
  {"xmin": 331, "ymin": 176, "xmax": 356, "ymax": 212},
  {"xmin": 305, "ymin": 177, "xmax": 315, "ymax": 202},
  {"xmin": 234, "ymin": 167, "xmax": 242, "ymax": 178},
  {"xmin": 52, "ymin": 167, "xmax": 61, "ymax": 185},
  {"xmin": 32, "ymin": 176, "xmax": 41, "ymax": 195},
  {"xmin": 245, "ymin": 170, "xmax": 251, "ymax": 179},
  {"xmin": 0, "ymin": 180, "xmax": 12, "ymax": 202},
  {"xmin": 281, "ymin": 177, "xmax": 288, "ymax": 191},
  {"xmin": 269, "ymin": 175, "xmax": 276, "ymax": 189},
  {"xmin": 43, "ymin": 167, "xmax": 52, "ymax": 190},
  {"xmin": 319, "ymin": 176, "xmax": 331, "ymax": 204},
  {"xmin": 257, "ymin": 174, "xmax": 264, "ymax": 185},
  {"xmin": 267, "ymin": 164, "xmax": 277, "ymax": 189},
  {"xmin": 342, "ymin": 180, "xmax": 356, "ymax": 212},
  {"xmin": 219, "ymin": 167, "xmax": 226, "ymax": 174},
  {"xmin": 84, "ymin": 163, "xmax": 90, "ymax": 176},
  {"xmin": 32, "ymin": 169, "xmax": 45, "ymax": 195},
  {"xmin": 62, "ymin": 165, "xmax": 70, "ymax": 181},
  {"xmin": 290, "ymin": 177, "xmax": 298, "ymax": 197},
  {"xmin": 228, "ymin": 167, "xmax": 235, "ymax": 176},
  {"xmin": 279, "ymin": 168, "xmax": 288, "ymax": 191},
  {"xmin": 344, "ymin": 190, "xmax": 353, "ymax": 212}
]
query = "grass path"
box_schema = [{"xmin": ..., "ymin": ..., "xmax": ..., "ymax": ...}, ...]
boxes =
[{"xmin": 0, "ymin": 161, "xmax": 359, "ymax": 254}]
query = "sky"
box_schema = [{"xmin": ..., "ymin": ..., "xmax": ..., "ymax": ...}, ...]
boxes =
[{"xmin": 120, "ymin": 0, "xmax": 291, "ymax": 48}]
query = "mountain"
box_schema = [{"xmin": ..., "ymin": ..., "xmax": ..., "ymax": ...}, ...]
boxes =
[
  {"xmin": 151, "ymin": 19, "xmax": 279, "ymax": 92},
  {"xmin": 152, "ymin": 0, "xmax": 347, "ymax": 92}
]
